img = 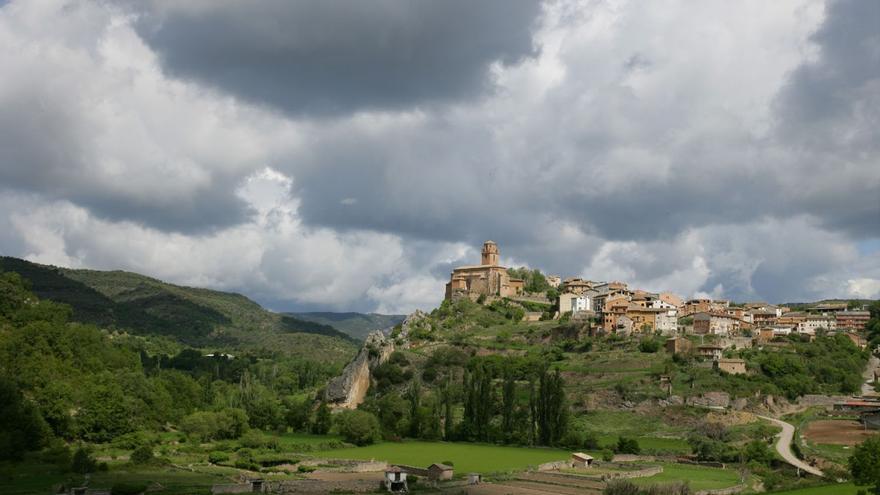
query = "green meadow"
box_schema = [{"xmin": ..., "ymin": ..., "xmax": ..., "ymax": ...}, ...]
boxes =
[
  {"xmin": 313, "ymin": 440, "xmax": 571, "ymax": 474},
  {"xmin": 632, "ymin": 463, "xmax": 742, "ymax": 491}
]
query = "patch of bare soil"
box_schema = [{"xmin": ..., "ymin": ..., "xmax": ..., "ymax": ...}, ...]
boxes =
[
  {"xmin": 304, "ymin": 471, "xmax": 383, "ymax": 481},
  {"xmin": 463, "ymin": 483, "xmax": 559, "ymax": 495},
  {"xmin": 515, "ymin": 472, "xmax": 605, "ymax": 490},
  {"xmin": 804, "ymin": 420, "xmax": 877, "ymax": 446},
  {"xmin": 705, "ymin": 410, "xmax": 757, "ymax": 426}
]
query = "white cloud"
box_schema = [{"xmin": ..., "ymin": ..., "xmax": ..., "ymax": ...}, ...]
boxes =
[{"xmin": 0, "ymin": 0, "xmax": 876, "ymax": 314}]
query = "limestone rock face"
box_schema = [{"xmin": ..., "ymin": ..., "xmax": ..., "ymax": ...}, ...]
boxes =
[
  {"xmin": 398, "ymin": 310, "xmax": 428, "ymax": 340},
  {"xmin": 324, "ymin": 330, "xmax": 395, "ymax": 409}
]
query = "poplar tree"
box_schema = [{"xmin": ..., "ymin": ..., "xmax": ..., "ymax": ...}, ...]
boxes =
[
  {"xmin": 408, "ymin": 379, "xmax": 421, "ymax": 438},
  {"xmin": 501, "ymin": 368, "xmax": 516, "ymax": 441}
]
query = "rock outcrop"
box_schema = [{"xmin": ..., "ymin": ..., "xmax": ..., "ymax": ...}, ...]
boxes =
[
  {"xmin": 324, "ymin": 330, "xmax": 395, "ymax": 409},
  {"xmin": 686, "ymin": 391, "xmax": 731, "ymax": 409},
  {"xmin": 398, "ymin": 310, "xmax": 428, "ymax": 340}
]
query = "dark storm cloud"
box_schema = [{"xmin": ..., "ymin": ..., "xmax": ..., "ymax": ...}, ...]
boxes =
[
  {"xmin": 135, "ymin": 0, "xmax": 542, "ymax": 116},
  {"xmin": 0, "ymin": 90, "xmax": 250, "ymax": 234},
  {"xmin": 773, "ymin": 0, "xmax": 880, "ymax": 236}
]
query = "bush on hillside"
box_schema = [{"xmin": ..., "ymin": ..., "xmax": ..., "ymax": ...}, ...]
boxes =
[
  {"xmin": 614, "ymin": 436, "xmax": 641, "ymax": 455},
  {"xmin": 638, "ymin": 338, "xmax": 662, "ymax": 353},
  {"xmin": 71, "ymin": 447, "xmax": 97, "ymax": 474},
  {"xmin": 129, "ymin": 444, "xmax": 154, "ymax": 464},
  {"xmin": 335, "ymin": 409, "xmax": 380, "ymax": 446}
]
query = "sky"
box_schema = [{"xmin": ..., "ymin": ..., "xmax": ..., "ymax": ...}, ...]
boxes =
[{"xmin": 0, "ymin": 0, "xmax": 878, "ymax": 314}]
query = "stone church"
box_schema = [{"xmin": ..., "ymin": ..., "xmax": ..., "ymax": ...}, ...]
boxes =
[{"xmin": 445, "ymin": 241, "xmax": 524, "ymax": 300}]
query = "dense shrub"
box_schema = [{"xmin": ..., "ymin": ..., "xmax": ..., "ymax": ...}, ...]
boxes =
[
  {"xmin": 614, "ymin": 436, "xmax": 641, "ymax": 454},
  {"xmin": 179, "ymin": 409, "xmax": 249, "ymax": 442},
  {"xmin": 335, "ymin": 409, "xmax": 380, "ymax": 446},
  {"xmin": 129, "ymin": 444, "xmax": 154, "ymax": 464},
  {"xmin": 208, "ymin": 451, "xmax": 229, "ymax": 464},
  {"xmin": 638, "ymin": 338, "xmax": 662, "ymax": 353},
  {"xmin": 71, "ymin": 447, "xmax": 97, "ymax": 474}
]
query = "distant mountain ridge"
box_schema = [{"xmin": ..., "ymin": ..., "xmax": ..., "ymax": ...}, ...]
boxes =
[
  {"xmin": 0, "ymin": 257, "xmax": 358, "ymax": 360},
  {"xmin": 288, "ymin": 311, "xmax": 406, "ymax": 340}
]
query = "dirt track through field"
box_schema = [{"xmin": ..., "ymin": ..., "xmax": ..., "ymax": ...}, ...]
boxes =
[
  {"xmin": 804, "ymin": 420, "xmax": 877, "ymax": 446},
  {"xmin": 515, "ymin": 472, "xmax": 605, "ymax": 490}
]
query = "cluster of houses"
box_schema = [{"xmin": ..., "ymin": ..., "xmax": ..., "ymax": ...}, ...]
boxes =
[
  {"xmin": 556, "ymin": 278, "xmax": 870, "ymax": 339},
  {"xmin": 446, "ymin": 242, "xmax": 871, "ymax": 350}
]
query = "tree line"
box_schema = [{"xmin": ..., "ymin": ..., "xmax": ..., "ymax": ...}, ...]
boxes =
[{"xmin": 0, "ymin": 271, "xmax": 339, "ymax": 460}]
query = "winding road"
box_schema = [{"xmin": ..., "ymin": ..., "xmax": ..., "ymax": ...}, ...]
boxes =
[{"xmin": 757, "ymin": 415, "xmax": 824, "ymax": 477}]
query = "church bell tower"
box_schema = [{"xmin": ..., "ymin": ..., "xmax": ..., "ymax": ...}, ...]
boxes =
[{"xmin": 481, "ymin": 240, "xmax": 499, "ymax": 266}]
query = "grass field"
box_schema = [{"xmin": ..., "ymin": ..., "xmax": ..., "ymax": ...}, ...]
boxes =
[
  {"xmin": 767, "ymin": 482, "xmax": 861, "ymax": 494},
  {"xmin": 313, "ymin": 441, "xmax": 571, "ymax": 474},
  {"xmin": 632, "ymin": 463, "xmax": 742, "ymax": 491},
  {"xmin": 0, "ymin": 461, "xmax": 229, "ymax": 495},
  {"xmin": 573, "ymin": 410, "xmax": 693, "ymax": 455}
]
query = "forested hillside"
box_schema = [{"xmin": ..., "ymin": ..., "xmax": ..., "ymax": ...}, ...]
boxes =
[
  {"xmin": 0, "ymin": 257, "xmax": 356, "ymax": 350},
  {"xmin": 287, "ymin": 312, "xmax": 405, "ymax": 340},
  {"xmin": 0, "ymin": 271, "xmax": 342, "ymax": 461}
]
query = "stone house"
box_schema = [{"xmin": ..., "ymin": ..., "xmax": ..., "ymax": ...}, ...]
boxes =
[
  {"xmin": 571, "ymin": 452, "xmax": 594, "ymax": 468},
  {"xmin": 559, "ymin": 293, "xmax": 591, "ymax": 314},
  {"xmin": 654, "ymin": 310, "xmax": 678, "ymax": 335},
  {"xmin": 697, "ymin": 344, "xmax": 724, "ymax": 361},
  {"xmin": 615, "ymin": 315, "xmax": 634, "ymax": 336},
  {"xmin": 837, "ymin": 311, "xmax": 870, "ymax": 330},
  {"xmin": 427, "ymin": 463, "xmax": 454, "ymax": 481},
  {"xmin": 693, "ymin": 312, "xmax": 749, "ymax": 336},
  {"xmin": 666, "ymin": 336, "xmax": 693, "ymax": 355},
  {"xmin": 716, "ymin": 358, "xmax": 747, "ymax": 375},
  {"xmin": 797, "ymin": 315, "xmax": 836, "ymax": 335}
]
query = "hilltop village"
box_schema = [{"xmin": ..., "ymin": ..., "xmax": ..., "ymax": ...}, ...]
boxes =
[{"xmin": 446, "ymin": 241, "xmax": 871, "ymax": 364}]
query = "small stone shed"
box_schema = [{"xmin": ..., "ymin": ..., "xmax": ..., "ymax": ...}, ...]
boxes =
[
  {"xmin": 384, "ymin": 466, "xmax": 408, "ymax": 493},
  {"xmin": 571, "ymin": 452, "xmax": 594, "ymax": 468},
  {"xmin": 427, "ymin": 463, "xmax": 454, "ymax": 480}
]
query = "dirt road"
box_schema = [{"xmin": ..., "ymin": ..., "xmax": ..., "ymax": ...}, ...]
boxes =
[{"xmin": 757, "ymin": 415, "xmax": 824, "ymax": 477}]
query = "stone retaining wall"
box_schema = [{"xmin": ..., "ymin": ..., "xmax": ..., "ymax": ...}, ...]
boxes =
[
  {"xmin": 696, "ymin": 483, "xmax": 746, "ymax": 495},
  {"xmin": 601, "ymin": 465, "xmax": 663, "ymax": 480},
  {"xmin": 536, "ymin": 460, "xmax": 572, "ymax": 471}
]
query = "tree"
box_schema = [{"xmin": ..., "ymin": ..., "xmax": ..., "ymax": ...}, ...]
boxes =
[
  {"xmin": 313, "ymin": 402, "xmax": 332, "ymax": 435},
  {"xmin": 77, "ymin": 382, "xmax": 133, "ymax": 442},
  {"xmin": 442, "ymin": 379, "xmax": 455, "ymax": 441},
  {"xmin": 0, "ymin": 376, "xmax": 51, "ymax": 461},
  {"xmin": 537, "ymin": 367, "xmax": 568, "ymax": 445},
  {"xmin": 335, "ymin": 410, "xmax": 380, "ymax": 446},
  {"xmin": 283, "ymin": 396, "xmax": 312, "ymax": 432},
  {"xmin": 71, "ymin": 447, "xmax": 98, "ymax": 474},
  {"xmin": 502, "ymin": 369, "xmax": 516, "ymax": 441},
  {"xmin": 850, "ymin": 436, "xmax": 880, "ymax": 495},
  {"xmin": 129, "ymin": 444, "xmax": 154, "ymax": 464},
  {"xmin": 742, "ymin": 440, "xmax": 774, "ymax": 466},
  {"xmin": 615, "ymin": 436, "xmax": 641, "ymax": 455},
  {"xmin": 408, "ymin": 380, "xmax": 421, "ymax": 438}
]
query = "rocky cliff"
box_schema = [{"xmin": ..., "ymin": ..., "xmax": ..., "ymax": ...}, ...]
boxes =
[{"xmin": 324, "ymin": 330, "xmax": 395, "ymax": 409}]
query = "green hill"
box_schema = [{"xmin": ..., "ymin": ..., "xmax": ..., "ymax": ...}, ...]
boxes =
[
  {"xmin": 287, "ymin": 311, "xmax": 405, "ymax": 340},
  {"xmin": 0, "ymin": 257, "xmax": 357, "ymax": 358}
]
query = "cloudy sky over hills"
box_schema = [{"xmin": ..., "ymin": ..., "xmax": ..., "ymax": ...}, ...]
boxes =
[{"xmin": 0, "ymin": 0, "xmax": 878, "ymax": 313}]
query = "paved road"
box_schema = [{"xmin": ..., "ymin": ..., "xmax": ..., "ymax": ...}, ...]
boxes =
[
  {"xmin": 757, "ymin": 415, "xmax": 824, "ymax": 477},
  {"xmin": 862, "ymin": 355, "xmax": 880, "ymax": 397}
]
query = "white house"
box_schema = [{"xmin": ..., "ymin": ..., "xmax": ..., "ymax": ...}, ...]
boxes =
[
  {"xmin": 559, "ymin": 293, "xmax": 591, "ymax": 314},
  {"xmin": 655, "ymin": 310, "xmax": 678, "ymax": 335},
  {"xmin": 798, "ymin": 316, "xmax": 836, "ymax": 335}
]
